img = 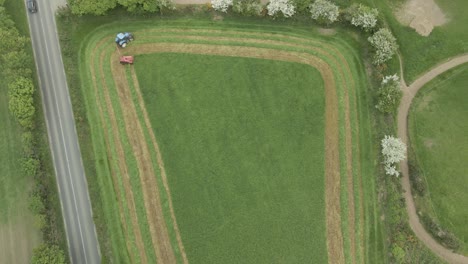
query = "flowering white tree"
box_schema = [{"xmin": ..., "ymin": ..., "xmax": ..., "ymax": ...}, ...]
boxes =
[
  {"xmin": 368, "ymin": 28, "xmax": 398, "ymax": 65},
  {"xmin": 212, "ymin": 0, "xmax": 233, "ymax": 12},
  {"xmin": 309, "ymin": 0, "xmax": 339, "ymax": 25},
  {"xmin": 348, "ymin": 4, "xmax": 378, "ymax": 31},
  {"xmin": 267, "ymin": 0, "xmax": 295, "ymax": 17},
  {"xmin": 381, "ymin": 135, "xmax": 406, "ymax": 177},
  {"xmin": 376, "ymin": 74, "xmax": 402, "ymax": 114}
]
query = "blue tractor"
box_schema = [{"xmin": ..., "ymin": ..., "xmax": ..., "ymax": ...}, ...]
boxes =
[{"xmin": 115, "ymin": 32, "xmax": 134, "ymax": 48}]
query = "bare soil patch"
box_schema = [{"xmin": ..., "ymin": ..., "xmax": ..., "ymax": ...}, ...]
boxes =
[
  {"xmin": 395, "ymin": 0, "xmax": 447, "ymax": 36},
  {"xmin": 0, "ymin": 207, "xmax": 41, "ymax": 264},
  {"xmin": 318, "ymin": 28, "xmax": 337, "ymax": 36}
]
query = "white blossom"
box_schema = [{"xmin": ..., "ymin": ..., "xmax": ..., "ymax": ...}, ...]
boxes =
[
  {"xmin": 350, "ymin": 4, "xmax": 378, "ymax": 31},
  {"xmin": 368, "ymin": 28, "xmax": 398, "ymax": 65},
  {"xmin": 382, "ymin": 74, "xmax": 399, "ymax": 85},
  {"xmin": 267, "ymin": 0, "xmax": 295, "ymax": 17},
  {"xmin": 381, "ymin": 135, "xmax": 406, "ymax": 177},
  {"xmin": 212, "ymin": 0, "xmax": 233, "ymax": 12},
  {"xmin": 309, "ymin": 0, "xmax": 339, "ymax": 24}
]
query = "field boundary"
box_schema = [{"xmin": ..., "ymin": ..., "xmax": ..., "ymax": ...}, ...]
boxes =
[{"xmin": 84, "ymin": 27, "xmax": 367, "ymax": 263}]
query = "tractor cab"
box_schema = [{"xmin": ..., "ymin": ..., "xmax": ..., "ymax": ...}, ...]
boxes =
[{"xmin": 115, "ymin": 32, "xmax": 134, "ymax": 48}]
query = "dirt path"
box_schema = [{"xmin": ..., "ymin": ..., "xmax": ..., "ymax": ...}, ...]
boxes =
[{"xmin": 398, "ymin": 54, "xmax": 468, "ymax": 264}]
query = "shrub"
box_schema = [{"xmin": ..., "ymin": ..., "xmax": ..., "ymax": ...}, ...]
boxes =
[
  {"xmin": 346, "ymin": 3, "xmax": 378, "ymax": 31},
  {"xmin": 420, "ymin": 214, "xmax": 461, "ymax": 250},
  {"xmin": 368, "ymin": 28, "xmax": 398, "ymax": 65},
  {"xmin": 21, "ymin": 157, "xmax": 40, "ymax": 176},
  {"xmin": 408, "ymin": 161, "xmax": 426, "ymax": 196},
  {"xmin": 292, "ymin": 0, "xmax": 312, "ymax": 14},
  {"xmin": 309, "ymin": 0, "xmax": 339, "ymax": 25},
  {"xmin": 267, "ymin": 0, "xmax": 295, "ymax": 17},
  {"xmin": 8, "ymin": 77, "xmax": 35, "ymax": 129},
  {"xmin": 211, "ymin": 0, "xmax": 233, "ymax": 12},
  {"xmin": 232, "ymin": 0, "xmax": 263, "ymax": 16},
  {"xmin": 376, "ymin": 74, "xmax": 402, "ymax": 114},
  {"xmin": 381, "ymin": 135, "xmax": 406, "ymax": 177},
  {"xmin": 31, "ymin": 244, "xmax": 66, "ymax": 264}
]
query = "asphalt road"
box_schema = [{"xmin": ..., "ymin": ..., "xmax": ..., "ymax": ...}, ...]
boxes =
[{"xmin": 25, "ymin": 1, "xmax": 101, "ymax": 263}]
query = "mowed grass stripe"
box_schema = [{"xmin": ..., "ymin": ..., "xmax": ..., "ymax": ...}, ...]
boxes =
[
  {"xmin": 90, "ymin": 39, "xmax": 146, "ymax": 263},
  {"xmin": 85, "ymin": 22, "xmax": 370, "ymax": 262},
  {"xmin": 119, "ymin": 37, "xmax": 348, "ymax": 262},
  {"xmin": 123, "ymin": 33, "xmax": 353, "ymax": 263},
  {"xmin": 100, "ymin": 43, "xmax": 162, "ymax": 264},
  {"xmin": 124, "ymin": 66, "xmax": 187, "ymax": 263},
  {"xmin": 85, "ymin": 37, "xmax": 132, "ymax": 263},
  {"xmin": 122, "ymin": 44, "xmax": 343, "ymax": 262},
  {"xmin": 107, "ymin": 45, "xmax": 178, "ymax": 263}
]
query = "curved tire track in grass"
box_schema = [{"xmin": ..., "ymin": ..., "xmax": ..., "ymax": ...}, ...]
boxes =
[
  {"xmin": 90, "ymin": 38, "xmax": 148, "ymax": 263},
  {"xmin": 120, "ymin": 42, "xmax": 346, "ymax": 263},
  {"xmin": 89, "ymin": 28, "xmax": 366, "ymax": 263},
  {"xmin": 128, "ymin": 66, "xmax": 189, "ymax": 264},
  {"xmin": 398, "ymin": 54, "xmax": 468, "ymax": 264},
  {"xmin": 107, "ymin": 49, "xmax": 178, "ymax": 263},
  {"xmin": 134, "ymin": 30, "xmax": 364, "ymax": 263}
]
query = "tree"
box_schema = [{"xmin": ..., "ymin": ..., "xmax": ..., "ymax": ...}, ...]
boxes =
[
  {"xmin": 376, "ymin": 74, "xmax": 402, "ymax": 114},
  {"xmin": 31, "ymin": 244, "xmax": 65, "ymax": 264},
  {"xmin": 68, "ymin": 0, "xmax": 116, "ymax": 15},
  {"xmin": 118, "ymin": 0, "xmax": 174, "ymax": 13},
  {"xmin": 381, "ymin": 135, "xmax": 406, "ymax": 177},
  {"xmin": 267, "ymin": 0, "xmax": 295, "ymax": 17},
  {"xmin": 346, "ymin": 4, "xmax": 378, "ymax": 31},
  {"xmin": 8, "ymin": 77, "xmax": 35, "ymax": 129},
  {"xmin": 309, "ymin": 0, "xmax": 339, "ymax": 25},
  {"xmin": 368, "ymin": 28, "xmax": 398, "ymax": 65},
  {"xmin": 211, "ymin": 0, "xmax": 233, "ymax": 12}
]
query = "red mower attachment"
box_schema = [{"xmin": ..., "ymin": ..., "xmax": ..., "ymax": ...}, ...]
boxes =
[{"xmin": 120, "ymin": 56, "xmax": 134, "ymax": 65}]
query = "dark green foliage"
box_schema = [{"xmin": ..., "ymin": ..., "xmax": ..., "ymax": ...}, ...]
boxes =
[
  {"xmin": 31, "ymin": 244, "xmax": 66, "ymax": 264},
  {"xmin": 292, "ymin": 0, "xmax": 312, "ymax": 14},
  {"xmin": 375, "ymin": 76, "xmax": 402, "ymax": 114},
  {"xmin": 68, "ymin": 0, "xmax": 116, "ymax": 15},
  {"xmin": 21, "ymin": 157, "xmax": 40, "ymax": 176},
  {"xmin": 408, "ymin": 161, "xmax": 426, "ymax": 196},
  {"xmin": 68, "ymin": 0, "xmax": 174, "ymax": 15},
  {"xmin": 232, "ymin": 0, "xmax": 263, "ymax": 16},
  {"xmin": 8, "ymin": 77, "xmax": 36, "ymax": 129},
  {"xmin": 29, "ymin": 193, "xmax": 46, "ymax": 214},
  {"xmin": 421, "ymin": 214, "xmax": 461, "ymax": 250}
]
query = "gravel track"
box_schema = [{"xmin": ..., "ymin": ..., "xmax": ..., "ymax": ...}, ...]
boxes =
[{"xmin": 398, "ymin": 54, "xmax": 468, "ymax": 264}]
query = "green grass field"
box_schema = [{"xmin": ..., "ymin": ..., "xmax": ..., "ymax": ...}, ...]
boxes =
[
  {"xmin": 409, "ymin": 63, "xmax": 468, "ymax": 254},
  {"xmin": 136, "ymin": 53, "xmax": 327, "ymax": 263},
  {"xmin": 55, "ymin": 11, "xmax": 386, "ymax": 262}
]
